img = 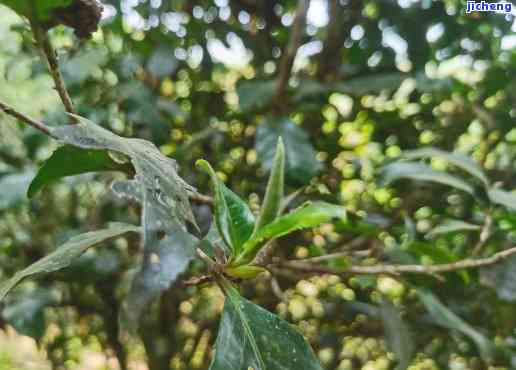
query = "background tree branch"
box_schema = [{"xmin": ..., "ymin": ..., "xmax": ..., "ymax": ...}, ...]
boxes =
[
  {"xmin": 273, "ymin": 0, "xmax": 309, "ymax": 108},
  {"xmin": 275, "ymin": 244, "xmax": 516, "ymax": 278}
]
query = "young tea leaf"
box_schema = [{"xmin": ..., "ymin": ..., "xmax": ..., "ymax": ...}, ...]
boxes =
[
  {"xmin": 235, "ymin": 202, "xmax": 346, "ymax": 265},
  {"xmin": 254, "ymin": 137, "xmax": 285, "ymax": 232},
  {"xmin": 196, "ymin": 159, "xmax": 255, "ymax": 256},
  {"xmin": 209, "ymin": 282, "xmax": 323, "ymax": 370}
]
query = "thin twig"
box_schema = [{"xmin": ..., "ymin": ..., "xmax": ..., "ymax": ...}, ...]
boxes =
[
  {"xmin": 0, "ymin": 99, "xmax": 55, "ymax": 137},
  {"xmin": 188, "ymin": 192, "xmax": 214, "ymax": 205},
  {"xmin": 32, "ymin": 23, "xmax": 77, "ymax": 119},
  {"xmin": 183, "ymin": 275, "xmax": 214, "ymax": 286},
  {"xmin": 270, "ymin": 275, "xmax": 285, "ymax": 301},
  {"xmin": 472, "ymin": 210, "xmax": 493, "ymax": 255},
  {"xmin": 298, "ymin": 249, "xmax": 372, "ymax": 264},
  {"xmin": 275, "ymin": 244, "xmax": 516, "ymax": 278},
  {"xmin": 274, "ymin": 0, "xmax": 309, "ymax": 106}
]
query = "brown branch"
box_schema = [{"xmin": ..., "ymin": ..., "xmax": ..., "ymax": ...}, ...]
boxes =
[
  {"xmin": 298, "ymin": 249, "xmax": 372, "ymax": 264},
  {"xmin": 316, "ymin": 0, "xmax": 345, "ymax": 80},
  {"xmin": 275, "ymin": 244, "xmax": 516, "ymax": 278},
  {"xmin": 0, "ymin": 99, "xmax": 55, "ymax": 137},
  {"xmin": 32, "ymin": 23, "xmax": 77, "ymax": 120},
  {"xmin": 188, "ymin": 192, "xmax": 214, "ymax": 205},
  {"xmin": 472, "ymin": 210, "xmax": 493, "ymax": 255},
  {"xmin": 183, "ymin": 274, "xmax": 214, "ymax": 286},
  {"xmin": 273, "ymin": 0, "xmax": 309, "ymax": 106},
  {"xmin": 316, "ymin": 0, "xmax": 361, "ymax": 81}
]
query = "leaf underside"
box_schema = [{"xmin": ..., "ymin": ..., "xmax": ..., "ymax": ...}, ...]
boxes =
[{"xmin": 0, "ymin": 223, "xmax": 140, "ymax": 302}]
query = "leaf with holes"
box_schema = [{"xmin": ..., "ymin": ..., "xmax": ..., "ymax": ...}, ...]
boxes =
[
  {"xmin": 48, "ymin": 115, "xmax": 200, "ymax": 327},
  {"xmin": 121, "ymin": 228, "xmax": 198, "ymax": 331}
]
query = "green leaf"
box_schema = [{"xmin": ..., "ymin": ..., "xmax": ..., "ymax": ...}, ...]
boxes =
[
  {"xmin": 0, "ymin": 223, "xmax": 139, "ymax": 301},
  {"xmin": 236, "ymin": 80, "xmax": 275, "ymax": 112},
  {"xmin": 0, "ymin": 171, "xmax": 34, "ymax": 210},
  {"xmin": 380, "ymin": 162, "xmax": 474, "ymax": 195},
  {"xmin": 224, "ymin": 265, "xmax": 267, "ymax": 279},
  {"xmin": 121, "ymin": 228, "xmax": 198, "ymax": 331},
  {"xmin": 417, "ymin": 290, "xmax": 494, "ymax": 360},
  {"xmin": 488, "ymin": 188, "xmax": 516, "ymax": 211},
  {"xmin": 256, "ymin": 117, "xmax": 320, "ymax": 185},
  {"xmin": 196, "ymin": 160, "xmax": 255, "ymax": 256},
  {"xmin": 254, "ymin": 138, "xmax": 285, "ymax": 232},
  {"xmin": 28, "ymin": 145, "xmax": 129, "ymax": 197},
  {"xmin": 235, "ymin": 202, "xmax": 346, "ymax": 265},
  {"xmin": 209, "ymin": 282, "xmax": 323, "ymax": 370},
  {"xmin": 380, "ymin": 299, "xmax": 414, "ymax": 370},
  {"xmin": 426, "ymin": 219, "xmax": 481, "ymax": 239},
  {"xmin": 1, "ymin": 0, "xmax": 72, "ymax": 20},
  {"xmin": 480, "ymin": 255, "xmax": 516, "ymax": 302},
  {"xmin": 2, "ymin": 288, "xmax": 58, "ymax": 340},
  {"xmin": 403, "ymin": 147, "xmax": 489, "ymax": 187},
  {"xmin": 50, "ymin": 114, "xmax": 198, "ymax": 250},
  {"xmin": 334, "ymin": 73, "xmax": 406, "ymax": 96}
]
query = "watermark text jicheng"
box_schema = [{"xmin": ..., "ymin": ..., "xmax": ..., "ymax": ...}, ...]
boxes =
[{"xmin": 466, "ymin": 1, "xmax": 513, "ymax": 14}]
